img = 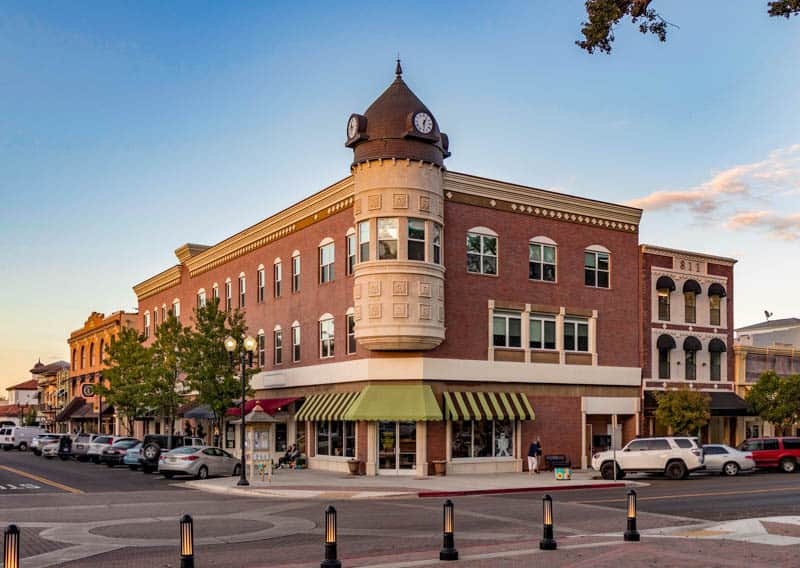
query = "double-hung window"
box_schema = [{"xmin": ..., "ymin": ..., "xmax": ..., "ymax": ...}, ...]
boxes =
[
  {"xmin": 378, "ymin": 218, "xmax": 399, "ymax": 260},
  {"xmin": 528, "ymin": 240, "xmax": 556, "ymax": 281},
  {"xmin": 584, "ymin": 250, "xmax": 610, "ymax": 288},
  {"xmin": 564, "ymin": 319, "xmax": 589, "ymax": 352},
  {"xmin": 143, "ymin": 313, "xmax": 150, "ymax": 339},
  {"xmin": 710, "ymin": 295, "xmax": 721, "ymax": 326},
  {"xmin": 658, "ymin": 289, "xmax": 671, "ymax": 321},
  {"xmin": 685, "ymin": 350, "xmax": 697, "ymax": 380},
  {"xmin": 197, "ymin": 291, "xmax": 206, "ymax": 309},
  {"xmin": 659, "ymin": 348, "xmax": 671, "ymax": 379},
  {"xmin": 346, "ymin": 233, "xmax": 356, "ymax": 275},
  {"xmin": 492, "ymin": 311, "xmax": 522, "ymax": 348},
  {"xmin": 257, "ymin": 333, "xmax": 265, "ymax": 367},
  {"xmin": 346, "ymin": 312, "xmax": 356, "ymax": 354},
  {"xmin": 173, "ymin": 301, "xmax": 181, "ymax": 323},
  {"xmin": 274, "ymin": 328, "xmax": 283, "ymax": 365},
  {"xmin": 292, "ymin": 254, "xmax": 301, "ymax": 292},
  {"xmin": 358, "ymin": 221, "xmax": 370, "ymax": 263},
  {"xmin": 274, "ymin": 262, "xmax": 282, "ymax": 298},
  {"xmin": 710, "ymin": 351, "xmax": 721, "ymax": 381},
  {"xmin": 408, "ymin": 218, "xmax": 426, "ymax": 261},
  {"xmin": 529, "ymin": 315, "xmax": 556, "ymax": 350},
  {"xmin": 320, "ymin": 243, "xmax": 335, "ymax": 283},
  {"xmin": 238, "ymin": 276, "xmax": 246, "ymax": 308},
  {"xmin": 685, "ymin": 292, "xmax": 696, "ymax": 324},
  {"xmin": 320, "ymin": 317, "xmax": 334, "ymax": 358},
  {"xmin": 225, "ymin": 281, "xmax": 232, "ymax": 310},
  {"xmin": 292, "ymin": 323, "xmax": 301, "ymax": 362},
  {"xmin": 257, "ymin": 268, "xmax": 265, "ymax": 303},
  {"xmin": 467, "ymin": 230, "xmax": 497, "ymax": 275},
  {"xmin": 432, "ymin": 224, "xmax": 442, "ymax": 265},
  {"xmin": 212, "ymin": 285, "xmax": 219, "ymax": 303}
]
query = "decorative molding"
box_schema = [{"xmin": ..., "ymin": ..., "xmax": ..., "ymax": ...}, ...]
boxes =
[
  {"xmin": 133, "ymin": 265, "xmax": 182, "ymax": 301},
  {"xmin": 418, "ymin": 281, "xmax": 432, "ymax": 298},
  {"xmin": 392, "ymin": 280, "xmax": 409, "ymax": 296},
  {"xmin": 368, "ymin": 303, "xmax": 381, "ymax": 319},
  {"xmin": 419, "ymin": 195, "xmax": 431, "ymax": 212},
  {"xmin": 393, "ymin": 303, "xmax": 409, "ymax": 318},
  {"xmin": 367, "ymin": 194, "xmax": 382, "ymax": 211},
  {"xmin": 641, "ymin": 244, "xmax": 737, "ymax": 267},
  {"xmin": 419, "ymin": 304, "xmax": 432, "ymax": 320},
  {"xmin": 368, "ymin": 281, "xmax": 381, "ymax": 297},
  {"xmin": 393, "ymin": 193, "xmax": 409, "ymax": 209}
]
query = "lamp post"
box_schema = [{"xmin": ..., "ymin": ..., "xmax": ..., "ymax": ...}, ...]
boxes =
[{"xmin": 224, "ymin": 335, "xmax": 257, "ymax": 487}]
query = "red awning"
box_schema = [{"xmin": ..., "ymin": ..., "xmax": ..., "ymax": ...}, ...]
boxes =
[{"xmin": 226, "ymin": 397, "xmax": 300, "ymax": 417}]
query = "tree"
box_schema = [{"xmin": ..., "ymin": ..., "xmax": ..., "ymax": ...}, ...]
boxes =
[
  {"xmin": 180, "ymin": 298, "xmax": 250, "ymax": 443},
  {"xmin": 96, "ymin": 327, "xmax": 150, "ymax": 436},
  {"xmin": 148, "ymin": 312, "xmax": 185, "ymax": 449},
  {"xmin": 577, "ymin": 0, "xmax": 799, "ymax": 54},
  {"xmin": 22, "ymin": 407, "xmax": 38, "ymax": 426},
  {"xmin": 654, "ymin": 389, "xmax": 710, "ymax": 436},
  {"xmin": 746, "ymin": 371, "xmax": 800, "ymax": 435}
]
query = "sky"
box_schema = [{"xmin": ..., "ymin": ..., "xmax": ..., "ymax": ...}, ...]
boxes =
[{"xmin": 1, "ymin": 1, "xmax": 798, "ymax": 392}]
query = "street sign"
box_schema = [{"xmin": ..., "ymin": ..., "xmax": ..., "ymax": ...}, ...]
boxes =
[{"xmin": 81, "ymin": 384, "xmax": 95, "ymax": 397}]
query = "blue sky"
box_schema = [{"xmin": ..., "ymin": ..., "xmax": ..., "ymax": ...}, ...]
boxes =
[{"xmin": 1, "ymin": 1, "xmax": 798, "ymax": 390}]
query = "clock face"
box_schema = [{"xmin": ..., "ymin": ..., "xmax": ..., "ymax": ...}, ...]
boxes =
[
  {"xmin": 347, "ymin": 116, "xmax": 359, "ymax": 139},
  {"xmin": 413, "ymin": 112, "xmax": 433, "ymax": 134}
]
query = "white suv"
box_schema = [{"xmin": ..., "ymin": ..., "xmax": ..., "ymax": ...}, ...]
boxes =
[{"xmin": 592, "ymin": 437, "xmax": 704, "ymax": 480}]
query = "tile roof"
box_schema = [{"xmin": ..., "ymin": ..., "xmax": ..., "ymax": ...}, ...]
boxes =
[{"xmin": 7, "ymin": 379, "xmax": 39, "ymax": 391}]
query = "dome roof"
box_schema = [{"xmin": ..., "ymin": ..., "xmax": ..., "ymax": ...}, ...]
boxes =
[{"xmin": 347, "ymin": 62, "xmax": 450, "ymax": 167}]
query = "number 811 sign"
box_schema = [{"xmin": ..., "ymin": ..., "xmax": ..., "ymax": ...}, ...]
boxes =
[{"xmin": 81, "ymin": 384, "xmax": 95, "ymax": 398}]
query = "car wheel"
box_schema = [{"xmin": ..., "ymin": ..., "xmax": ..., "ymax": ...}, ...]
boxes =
[
  {"xmin": 196, "ymin": 466, "xmax": 209, "ymax": 480},
  {"xmin": 722, "ymin": 462, "xmax": 739, "ymax": 476},
  {"xmin": 163, "ymin": 472, "xmax": 175, "ymax": 479},
  {"xmin": 233, "ymin": 464, "xmax": 242, "ymax": 477},
  {"xmin": 780, "ymin": 458, "xmax": 796, "ymax": 473},
  {"xmin": 665, "ymin": 461, "xmax": 687, "ymax": 480},
  {"xmin": 18, "ymin": 442, "xmax": 28, "ymax": 451},
  {"xmin": 142, "ymin": 443, "xmax": 161, "ymax": 462},
  {"xmin": 600, "ymin": 461, "xmax": 617, "ymax": 480}
]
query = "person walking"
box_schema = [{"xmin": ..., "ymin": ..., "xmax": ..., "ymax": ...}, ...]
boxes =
[{"xmin": 528, "ymin": 437, "xmax": 541, "ymax": 474}]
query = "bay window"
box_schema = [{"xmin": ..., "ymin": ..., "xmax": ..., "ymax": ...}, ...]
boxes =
[
  {"xmin": 407, "ymin": 218, "xmax": 426, "ymax": 261},
  {"xmin": 378, "ymin": 218, "xmax": 399, "ymax": 260},
  {"xmin": 358, "ymin": 221, "xmax": 370, "ymax": 262},
  {"xmin": 433, "ymin": 223, "xmax": 442, "ymax": 265}
]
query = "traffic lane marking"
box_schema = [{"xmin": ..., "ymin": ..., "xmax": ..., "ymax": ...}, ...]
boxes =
[
  {"xmin": 579, "ymin": 485, "xmax": 800, "ymax": 504},
  {"xmin": 0, "ymin": 482, "xmax": 41, "ymax": 491},
  {"xmin": 0, "ymin": 465, "xmax": 84, "ymax": 494}
]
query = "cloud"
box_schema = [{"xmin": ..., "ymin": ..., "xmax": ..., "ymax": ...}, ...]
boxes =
[
  {"xmin": 627, "ymin": 144, "xmax": 800, "ymax": 213},
  {"xmin": 726, "ymin": 210, "xmax": 800, "ymax": 241}
]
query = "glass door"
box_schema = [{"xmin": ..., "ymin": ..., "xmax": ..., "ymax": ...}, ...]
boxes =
[
  {"xmin": 378, "ymin": 422, "xmax": 397, "ymax": 470},
  {"xmin": 378, "ymin": 421, "xmax": 417, "ymax": 474},
  {"xmin": 398, "ymin": 422, "xmax": 416, "ymax": 471}
]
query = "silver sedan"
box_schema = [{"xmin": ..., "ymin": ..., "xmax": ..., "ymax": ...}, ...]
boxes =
[
  {"xmin": 158, "ymin": 446, "xmax": 242, "ymax": 480},
  {"xmin": 702, "ymin": 444, "xmax": 756, "ymax": 476}
]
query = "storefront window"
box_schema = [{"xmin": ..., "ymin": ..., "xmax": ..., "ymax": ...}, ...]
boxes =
[
  {"xmin": 316, "ymin": 421, "xmax": 330, "ymax": 456},
  {"xmin": 315, "ymin": 420, "xmax": 355, "ymax": 458},
  {"xmin": 450, "ymin": 419, "xmax": 514, "ymax": 458},
  {"xmin": 296, "ymin": 421, "xmax": 306, "ymax": 454},
  {"xmin": 275, "ymin": 423, "xmax": 287, "ymax": 453}
]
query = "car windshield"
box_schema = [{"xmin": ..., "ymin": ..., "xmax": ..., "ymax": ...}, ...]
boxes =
[{"xmin": 168, "ymin": 446, "xmax": 200, "ymax": 455}]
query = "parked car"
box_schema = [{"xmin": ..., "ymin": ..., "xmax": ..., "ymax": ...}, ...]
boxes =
[
  {"xmin": 139, "ymin": 435, "xmax": 205, "ymax": 473},
  {"xmin": 738, "ymin": 437, "xmax": 800, "ymax": 473},
  {"xmin": 701, "ymin": 444, "xmax": 755, "ymax": 476},
  {"xmin": 87, "ymin": 436, "xmax": 137, "ymax": 464},
  {"xmin": 101, "ymin": 439, "xmax": 141, "ymax": 467},
  {"xmin": 123, "ymin": 442, "xmax": 143, "ymax": 470},
  {"xmin": 31, "ymin": 433, "xmax": 64, "ymax": 456},
  {"xmin": 0, "ymin": 426, "xmax": 47, "ymax": 451},
  {"xmin": 592, "ymin": 436, "xmax": 705, "ymax": 480},
  {"xmin": 41, "ymin": 436, "xmax": 71, "ymax": 460},
  {"xmin": 158, "ymin": 446, "xmax": 241, "ymax": 479},
  {"xmin": 72, "ymin": 433, "xmax": 99, "ymax": 461}
]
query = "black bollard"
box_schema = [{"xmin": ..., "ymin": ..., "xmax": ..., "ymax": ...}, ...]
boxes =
[
  {"xmin": 180, "ymin": 514, "xmax": 195, "ymax": 568},
  {"xmin": 439, "ymin": 499, "xmax": 459, "ymax": 561},
  {"xmin": 4, "ymin": 524, "xmax": 20, "ymax": 568},
  {"xmin": 624, "ymin": 489, "xmax": 641, "ymax": 542},
  {"xmin": 321, "ymin": 506, "xmax": 342, "ymax": 568},
  {"xmin": 539, "ymin": 494, "xmax": 557, "ymax": 550}
]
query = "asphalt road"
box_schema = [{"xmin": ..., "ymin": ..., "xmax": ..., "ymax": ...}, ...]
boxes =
[{"xmin": 3, "ymin": 449, "xmax": 800, "ymax": 567}]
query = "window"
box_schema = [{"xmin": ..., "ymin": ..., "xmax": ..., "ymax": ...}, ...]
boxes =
[
  {"xmin": 212, "ymin": 285, "xmax": 219, "ymax": 302},
  {"xmin": 659, "ymin": 348, "xmax": 671, "ymax": 379},
  {"xmin": 274, "ymin": 328, "xmax": 283, "ymax": 365},
  {"xmin": 292, "ymin": 323, "xmax": 301, "ymax": 362},
  {"xmin": 72, "ymin": 349, "xmax": 76, "ymax": 369},
  {"xmin": 320, "ymin": 243, "xmax": 334, "ymax": 283},
  {"xmin": 702, "ymin": 445, "xmax": 725, "ymax": 455},
  {"xmin": 197, "ymin": 290, "xmax": 206, "ymax": 309},
  {"xmin": 710, "ymin": 295, "xmax": 721, "ymax": 326},
  {"xmin": 143, "ymin": 313, "xmax": 151, "ymax": 339},
  {"xmin": 649, "ymin": 439, "xmax": 671, "ymax": 451},
  {"xmin": 764, "ymin": 439, "xmax": 779, "ymax": 451},
  {"xmin": 433, "ymin": 223, "xmax": 442, "ymax": 265},
  {"xmin": 466, "ymin": 231, "xmax": 497, "ymax": 275},
  {"xmin": 291, "ymin": 254, "xmax": 300, "ymax": 293},
  {"xmin": 584, "ymin": 250, "xmax": 610, "ymax": 288},
  {"xmin": 346, "ymin": 312, "xmax": 356, "ymax": 354},
  {"xmin": 377, "ymin": 218, "xmax": 399, "ymax": 260},
  {"xmin": 782, "ymin": 439, "xmax": 800, "ymax": 450},
  {"xmin": 564, "ymin": 319, "xmax": 589, "ymax": 352},
  {"xmin": 528, "ymin": 241, "xmax": 556, "ymax": 281},
  {"xmin": 89, "ymin": 343, "xmax": 95, "ymax": 367},
  {"xmin": 625, "ymin": 439, "xmax": 649, "ymax": 452},
  {"xmin": 710, "ymin": 351, "xmax": 721, "ymax": 381},
  {"xmin": 274, "ymin": 262, "xmax": 282, "ymax": 298},
  {"xmin": 492, "ymin": 311, "xmax": 522, "ymax": 348},
  {"xmin": 451, "ymin": 419, "xmax": 514, "ymax": 458},
  {"xmin": 320, "ymin": 316, "xmax": 334, "ymax": 358},
  {"xmin": 658, "ymin": 289, "xmax": 670, "ymax": 321},
  {"xmin": 408, "ymin": 218, "xmax": 426, "ymax": 261},
  {"xmin": 257, "ymin": 268, "xmax": 265, "ymax": 303},
  {"xmin": 685, "ymin": 292, "xmax": 696, "ymax": 324},
  {"xmin": 153, "ymin": 308, "xmax": 158, "ymax": 328},
  {"xmin": 346, "ymin": 232, "xmax": 356, "ymax": 275},
  {"xmin": 275, "ymin": 423, "xmax": 288, "ymax": 453},
  {"xmin": 99, "ymin": 339, "xmax": 105, "ymax": 364},
  {"xmin": 257, "ymin": 332, "xmax": 265, "ymax": 367},
  {"xmin": 173, "ymin": 301, "xmax": 181, "ymax": 323},
  {"xmin": 161, "ymin": 306, "xmax": 166, "ymax": 323},
  {"xmin": 685, "ymin": 350, "xmax": 697, "ymax": 380},
  {"xmin": 358, "ymin": 221, "xmax": 370, "ymax": 263},
  {"xmin": 225, "ymin": 281, "xmax": 232, "ymax": 310},
  {"xmin": 529, "ymin": 315, "xmax": 556, "ymax": 350},
  {"xmin": 238, "ymin": 276, "xmax": 246, "ymax": 308},
  {"xmin": 315, "ymin": 420, "xmax": 355, "ymax": 457}
]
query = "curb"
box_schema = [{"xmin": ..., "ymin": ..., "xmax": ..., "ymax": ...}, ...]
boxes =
[{"xmin": 417, "ymin": 482, "xmax": 626, "ymax": 498}]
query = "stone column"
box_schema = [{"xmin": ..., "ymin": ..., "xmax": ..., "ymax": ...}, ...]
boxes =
[
  {"xmin": 366, "ymin": 421, "xmax": 377, "ymax": 476},
  {"xmin": 416, "ymin": 421, "xmax": 427, "ymax": 477}
]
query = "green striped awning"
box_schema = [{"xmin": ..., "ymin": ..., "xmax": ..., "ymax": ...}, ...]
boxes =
[
  {"xmin": 442, "ymin": 392, "xmax": 535, "ymax": 421},
  {"xmin": 295, "ymin": 392, "xmax": 360, "ymax": 422}
]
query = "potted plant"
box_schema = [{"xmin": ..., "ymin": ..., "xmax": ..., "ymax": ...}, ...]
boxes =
[
  {"xmin": 432, "ymin": 460, "xmax": 447, "ymax": 476},
  {"xmin": 348, "ymin": 458, "xmax": 362, "ymax": 475}
]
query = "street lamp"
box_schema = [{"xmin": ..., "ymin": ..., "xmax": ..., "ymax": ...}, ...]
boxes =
[{"xmin": 225, "ymin": 335, "xmax": 257, "ymax": 486}]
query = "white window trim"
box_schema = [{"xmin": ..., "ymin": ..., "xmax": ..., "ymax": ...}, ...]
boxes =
[
  {"xmin": 492, "ymin": 311, "xmax": 523, "ymax": 349},
  {"xmin": 467, "ymin": 226, "xmax": 498, "ymax": 237}
]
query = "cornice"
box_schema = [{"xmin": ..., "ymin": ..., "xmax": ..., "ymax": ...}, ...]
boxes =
[
  {"xmin": 641, "ymin": 244, "xmax": 737, "ymax": 266},
  {"xmin": 733, "ymin": 344, "xmax": 799, "ymax": 356},
  {"xmin": 444, "ymin": 171, "xmax": 642, "ymax": 233},
  {"xmin": 133, "ymin": 265, "xmax": 182, "ymax": 301},
  {"xmin": 650, "ymin": 267, "xmax": 728, "ymax": 285}
]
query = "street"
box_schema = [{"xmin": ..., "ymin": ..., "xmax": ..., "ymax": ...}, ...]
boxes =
[{"xmin": 4, "ymin": 450, "xmax": 800, "ymax": 567}]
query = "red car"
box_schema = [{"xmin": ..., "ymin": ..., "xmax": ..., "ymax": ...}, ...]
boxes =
[{"xmin": 738, "ymin": 437, "xmax": 800, "ymax": 473}]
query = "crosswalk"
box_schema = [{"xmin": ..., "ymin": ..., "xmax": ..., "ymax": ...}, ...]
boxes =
[{"xmin": 0, "ymin": 482, "xmax": 41, "ymax": 490}]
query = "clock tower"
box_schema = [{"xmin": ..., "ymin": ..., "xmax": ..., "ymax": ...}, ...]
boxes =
[{"xmin": 345, "ymin": 62, "xmax": 450, "ymax": 350}]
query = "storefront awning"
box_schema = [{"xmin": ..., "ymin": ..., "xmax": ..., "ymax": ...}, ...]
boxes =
[
  {"xmin": 709, "ymin": 391, "xmax": 751, "ymax": 416},
  {"xmin": 227, "ymin": 397, "xmax": 301, "ymax": 417},
  {"xmin": 343, "ymin": 385, "xmax": 442, "ymax": 421},
  {"xmin": 443, "ymin": 391, "xmax": 535, "ymax": 421},
  {"xmin": 185, "ymin": 404, "xmax": 217, "ymax": 420},
  {"xmin": 296, "ymin": 392, "xmax": 360, "ymax": 422}
]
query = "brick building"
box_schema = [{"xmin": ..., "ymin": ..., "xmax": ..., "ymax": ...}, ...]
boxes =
[
  {"xmin": 134, "ymin": 64, "xmax": 651, "ymax": 476},
  {"xmin": 30, "ymin": 360, "xmax": 70, "ymax": 431},
  {"xmin": 639, "ymin": 245, "xmax": 746, "ymax": 445}
]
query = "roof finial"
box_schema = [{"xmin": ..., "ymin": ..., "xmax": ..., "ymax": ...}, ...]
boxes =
[{"xmin": 395, "ymin": 54, "xmax": 402, "ymax": 79}]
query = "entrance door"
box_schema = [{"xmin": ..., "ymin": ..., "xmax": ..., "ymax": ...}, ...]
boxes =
[{"xmin": 378, "ymin": 421, "xmax": 416, "ymax": 474}]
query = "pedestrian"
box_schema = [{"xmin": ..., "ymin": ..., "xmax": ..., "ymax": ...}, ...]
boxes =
[{"xmin": 528, "ymin": 437, "xmax": 541, "ymax": 474}]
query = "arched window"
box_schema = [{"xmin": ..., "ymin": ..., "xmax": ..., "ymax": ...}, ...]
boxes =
[
  {"xmin": 99, "ymin": 339, "xmax": 105, "ymax": 365},
  {"xmin": 197, "ymin": 289, "xmax": 206, "ymax": 309},
  {"xmin": 72, "ymin": 349, "xmax": 77, "ymax": 369},
  {"xmin": 708, "ymin": 283, "xmax": 726, "ymax": 326},
  {"xmin": 683, "ymin": 336, "xmax": 701, "ymax": 380},
  {"xmin": 529, "ymin": 237, "xmax": 557, "ymax": 282},
  {"xmin": 80, "ymin": 346, "xmax": 86, "ymax": 369},
  {"xmin": 683, "ymin": 280, "xmax": 701, "ymax": 323},
  {"xmin": 89, "ymin": 343, "xmax": 95, "ymax": 367},
  {"xmin": 257, "ymin": 330, "xmax": 265, "ymax": 367},
  {"xmin": 346, "ymin": 307, "xmax": 357, "ymax": 354},
  {"xmin": 291, "ymin": 251, "xmax": 301, "ymax": 292},
  {"xmin": 656, "ymin": 334, "xmax": 676, "ymax": 379},
  {"xmin": 274, "ymin": 324, "xmax": 283, "ymax": 365},
  {"xmin": 274, "ymin": 258, "xmax": 282, "ymax": 298},
  {"xmin": 319, "ymin": 238, "xmax": 335, "ymax": 283},
  {"xmin": 466, "ymin": 227, "xmax": 498, "ymax": 275},
  {"xmin": 238, "ymin": 272, "xmax": 246, "ymax": 308},
  {"xmin": 212, "ymin": 283, "xmax": 219, "ymax": 303},
  {"xmin": 319, "ymin": 314, "xmax": 334, "ymax": 358},
  {"xmin": 225, "ymin": 278, "xmax": 232, "ymax": 310},
  {"xmin": 292, "ymin": 321, "xmax": 301, "ymax": 362},
  {"xmin": 257, "ymin": 265, "xmax": 265, "ymax": 303},
  {"xmin": 173, "ymin": 300, "xmax": 181, "ymax": 323},
  {"xmin": 584, "ymin": 245, "xmax": 610, "ymax": 288},
  {"xmin": 143, "ymin": 311, "xmax": 151, "ymax": 339},
  {"xmin": 709, "ymin": 338, "xmax": 727, "ymax": 381},
  {"xmin": 346, "ymin": 227, "xmax": 357, "ymax": 274},
  {"xmin": 656, "ymin": 276, "xmax": 675, "ymax": 321}
]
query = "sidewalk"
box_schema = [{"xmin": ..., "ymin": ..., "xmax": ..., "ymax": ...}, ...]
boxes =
[{"xmin": 184, "ymin": 468, "xmax": 638, "ymax": 499}]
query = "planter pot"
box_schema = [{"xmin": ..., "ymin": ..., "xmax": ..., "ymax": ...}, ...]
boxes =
[
  {"xmin": 432, "ymin": 460, "xmax": 447, "ymax": 476},
  {"xmin": 348, "ymin": 460, "xmax": 362, "ymax": 475}
]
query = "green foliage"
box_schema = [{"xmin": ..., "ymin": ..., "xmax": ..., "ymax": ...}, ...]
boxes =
[
  {"xmin": 577, "ymin": 1, "xmax": 797, "ymax": 54},
  {"xmin": 180, "ymin": 299, "xmax": 250, "ymax": 435},
  {"xmin": 147, "ymin": 311, "xmax": 186, "ymax": 442},
  {"xmin": 654, "ymin": 389, "xmax": 710, "ymax": 436},
  {"xmin": 23, "ymin": 407, "xmax": 38, "ymax": 426},
  {"xmin": 96, "ymin": 327, "xmax": 150, "ymax": 436},
  {"xmin": 746, "ymin": 371, "xmax": 800, "ymax": 435}
]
